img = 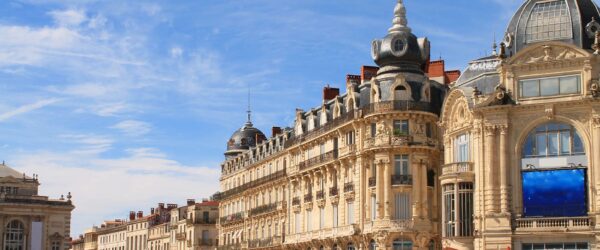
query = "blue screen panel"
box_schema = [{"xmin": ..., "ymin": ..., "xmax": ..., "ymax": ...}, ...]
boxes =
[{"xmin": 522, "ymin": 169, "xmax": 587, "ymax": 217}]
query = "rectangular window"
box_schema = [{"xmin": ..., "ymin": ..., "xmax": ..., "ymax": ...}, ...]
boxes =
[
  {"xmin": 458, "ymin": 183, "xmax": 474, "ymax": 237},
  {"xmin": 347, "ymin": 202, "xmax": 355, "ymax": 224},
  {"xmin": 371, "ymin": 195, "xmax": 377, "ymax": 220},
  {"xmin": 443, "ymin": 184, "xmax": 455, "ymax": 237},
  {"xmin": 333, "ymin": 205, "xmax": 339, "ymax": 227},
  {"xmin": 548, "ymin": 133, "xmax": 559, "ymax": 155},
  {"xmin": 519, "ymin": 75, "xmax": 581, "ymax": 98},
  {"xmin": 346, "ymin": 131, "xmax": 355, "ymax": 145},
  {"xmin": 394, "ymin": 193, "xmax": 412, "ymax": 220},
  {"xmin": 536, "ymin": 133, "xmax": 547, "ymax": 156},
  {"xmin": 319, "ymin": 207, "xmax": 325, "ymax": 229},
  {"xmin": 371, "ymin": 123, "xmax": 377, "ymax": 138},
  {"xmin": 455, "ymin": 134, "xmax": 470, "ymax": 162},
  {"xmin": 393, "ymin": 120, "xmax": 409, "ymax": 136},
  {"xmin": 394, "ymin": 155, "xmax": 410, "ymax": 176}
]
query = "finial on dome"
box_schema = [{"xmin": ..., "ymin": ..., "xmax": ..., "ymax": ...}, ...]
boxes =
[
  {"xmin": 492, "ymin": 33, "xmax": 498, "ymax": 56},
  {"xmin": 388, "ymin": 0, "xmax": 411, "ymax": 33},
  {"xmin": 245, "ymin": 88, "xmax": 253, "ymax": 127}
]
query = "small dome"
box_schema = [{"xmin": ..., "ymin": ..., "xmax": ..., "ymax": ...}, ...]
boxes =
[
  {"xmin": 371, "ymin": 0, "xmax": 430, "ymax": 75},
  {"xmin": 503, "ymin": 0, "xmax": 600, "ymax": 55},
  {"xmin": 225, "ymin": 121, "xmax": 265, "ymax": 158}
]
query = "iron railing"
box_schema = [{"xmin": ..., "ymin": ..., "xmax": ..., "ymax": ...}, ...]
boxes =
[{"xmin": 391, "ymin": 175, "xmax": 413, "ymax": 185}]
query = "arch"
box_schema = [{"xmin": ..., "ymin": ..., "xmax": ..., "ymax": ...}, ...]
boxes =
[
  {"xmin": 5, "ymin": 219, "xmax": 25, "ymax": 250},
  {"xmin": 440, "ymin": 88, "xmax": 473, "ymax": 126},
  {"xmin": 346, "ymin": 96, "xmax": 356, "ymax": 112},
  {"xmin": 390, "ymin": 74, "xmax": 413, "ymax": 101},
  {"xmin": 515, "ymin": 118, "xmax": 591, "ymax": 218}
]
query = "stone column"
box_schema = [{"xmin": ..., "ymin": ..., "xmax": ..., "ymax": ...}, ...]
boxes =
[
  {"xmin": 421, "ymin": 160, "xmax": 428, "ymax": 218},
  {"xmin": 412, "ymin": 158, "xmax": 421, "ymax": 219},
  {"xmin": 499, "ymin": 125, "xmax": 510, "ymax": 214},
  {"xmin": 383, "ymin": 159, "xmax": 391, "ymax": 220},
  {"xmin": 484, "ymin": 125, "xmax": 498, "ymax": 214},
  {"xmin": 364, "ymin": 161, "xmax": 371, "ymax": 222},
  {"xmin": 376, "ymin": 160, "xmax": 384, "ymax": 219},
  {"xmin": 593, "ymin": 116, "xmax": 600, "ymax": 213}
]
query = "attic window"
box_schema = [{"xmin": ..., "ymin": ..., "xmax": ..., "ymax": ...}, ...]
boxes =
[{"xmin": 525, "ymin": 0, "xmax": 572, "ymax": 43}]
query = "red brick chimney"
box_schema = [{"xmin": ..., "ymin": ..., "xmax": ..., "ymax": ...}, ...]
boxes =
[
  {"xmin": 346, "ymin": 74, "xmax": 361, "ymax": 84},
  {"xmin": 427, "ymin": 60, "xmax": 445, "ymax": 78},
  {"xmin": 129, "ymin": 211, "xmax": 135, "ymax": 221},
  {"xmin": 361, "ymin": 66, "xmax": 379, "ymax": 82},
  {"xmin": 323, "ymin": 86, "xmax": 339, "ymax": 102},
  {"xmin": 137, "ymin": 211, "xmax": 143, "ymax": 219},
  {"xmin": 271, "ymin": 127, "xmax": 282, "ymax": 137},
  {"xmin": 445, "ymin": 70, "xmax": 461, "ymax": 84}
]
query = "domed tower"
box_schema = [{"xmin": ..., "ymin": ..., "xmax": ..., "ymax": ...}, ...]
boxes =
[
  {"xmin": 502, "ymin": 0, "xmax": 600, "ymax": 56},
  {"xmin": 224, "ymin": 110, "xmax": 266, "ymax": 159}
]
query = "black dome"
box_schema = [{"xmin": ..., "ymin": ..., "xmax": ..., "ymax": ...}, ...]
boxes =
[
  {"xmin": 503, "ymin": 0, "xmax": 600, "ymax": 55},
  {"xmin": 225, "ymin": 121, "xmax": 265, "ymax": 158}
]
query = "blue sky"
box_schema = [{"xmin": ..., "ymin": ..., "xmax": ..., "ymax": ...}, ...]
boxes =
[{"xmin": 0, "ymin": 0, "xmax": 534, "ymax": 236}]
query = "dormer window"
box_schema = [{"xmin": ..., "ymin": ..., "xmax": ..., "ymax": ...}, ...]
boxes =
[{"xmin": 519, "ymin": 75, "xmax": 580, "ymax": 98}]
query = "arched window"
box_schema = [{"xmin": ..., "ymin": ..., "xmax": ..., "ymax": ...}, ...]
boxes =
[
  {"xmin": 5, "ymin": 220, "xmax": 25, "ymax": 250},
  {"xmin": 521, "ymin": 122, "xmax": 587, "ymax": 217},
  {"xmin": 392, "ymin": 239, "xmax": 413, "ymax": 250},
  {"xmin": 369, "ymin": 240, "xmax": 377, "ymax": 250},
  {"xmin": 394, "ymin": 85, "xmax": 410, "ymax": 101}
]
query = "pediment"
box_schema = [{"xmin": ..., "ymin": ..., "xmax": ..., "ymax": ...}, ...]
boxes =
[{"xmin": 509, "ymin": 43, "xmax": 590, "ymax": 65}]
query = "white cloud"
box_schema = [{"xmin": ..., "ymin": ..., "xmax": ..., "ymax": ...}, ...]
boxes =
[
  {"xmin": 60, "ymin": 134, "xmax": 113, "ymax": 155},
  {"xmin": 48, "ymin": 9, "xmax": 87, "ymax": 27},
  {"xmin": 12, "ymin": 147, "xmax": 219, "ymax": 235},
  {"xmin": 170, "ymin": 47, "xmax": 183, "ymax": 58},
  {"xmin": 0, "ymin": 98, "xmax": 60, "ymax": 122},
  {"xmin": 111, "ymin": 120, "xmax": 152, "ymax": 137}
]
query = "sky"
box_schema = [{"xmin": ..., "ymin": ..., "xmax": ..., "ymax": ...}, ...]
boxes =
[{"xmin": 0, "ymin": 0, "xmax": 542, "ymax": 236}]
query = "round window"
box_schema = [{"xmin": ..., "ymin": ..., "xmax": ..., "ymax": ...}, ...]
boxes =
[{"xmin": 391, "ymin": 36, "xmax": 408, "ymax": 56}]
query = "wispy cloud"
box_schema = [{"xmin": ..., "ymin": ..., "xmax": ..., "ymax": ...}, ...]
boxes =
[
  {"xmin": 49, "ymin": 9, "xmax": 87, "ymax": 27},
  {"xmin": 0, "ymin": 98, "xmax": 60, "ymax": 122},
  {"xmin": 111, "ymin": 120, "xmax": 152, "ymax": 137}
]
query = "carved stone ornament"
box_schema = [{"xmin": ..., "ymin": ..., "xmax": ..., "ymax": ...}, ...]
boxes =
[
  {"xmin": 590, "ymin": 79, "xmax": 600, "ymax": 97},
  {"xmin": 375, "ymin": 230, "xmax": 389, "ymax": 246},
  {"xmin": 513, "ymin": 45, "xmax": 586, "ymax": 65},
  {"xmin": 545, "ymin": 105, "xmax": 555, "ymax": 120},
  {"xmin": 593, "ymin": 116, "xmax": 600, "ymax": 127}
]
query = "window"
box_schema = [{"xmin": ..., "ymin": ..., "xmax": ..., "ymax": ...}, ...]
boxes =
[
  {"xmin": 455, "ymin": 134, "xmax": 470, "ymax": 162},
  {"xmin": 5, "ymin": 220, "xmax": 25, "ymax": 250},
  {"xmin": 306, "ymin": 210, "xmax": 312, "ymax": 231},
  {"xmin": 393, "ymin": 155, "xmax": 410, "ymax": 176},
  {"xmin": 333, "ymin": 205, "xmax": 339, "ymax": 227},
  {"xmin": 295, "ymin": 213, "xmax": 301, "ymax": 233},
  {"xmin": 524, "ymin": 0, "xmax": 572, "ymax": 43},
  {"xmin": 519, "ymin": 75, "xmax": 580, "ymax": 98},
  {"xmin": 346, "ymin": 131, "xmax": 355, "ymax": 145},
  {"xmin": 394, "ymin": 85, "xmax": 410, "ymax": 100},
  {"xmin": 443, "ymin": 184, "xmax": 455, "ymax": 237},
  {"xmin": 392, "ymin": 239, "xmax": 413, "ymax": 250},
  {"xmin": 393, "ymin": 38, "xmax": 406, "ymax": 53},
  {"xmin": 347, "ymin": 202, "xmax": 355, "ymax": 224},
  {"xmin": 371, "ymin": 195, "xmax": 377, "ymax": 220},
  {"xmin": 458, "ymin": 183, "xmax": 474, "ymax": 236},
  {"xmin": 394, "ymin": 193, "xmax": 411, "ymax": 220},
  {"xmin": 371, "ymin": 123, "xmax": 377, "ymax": 138},
  {"xmin": 522, "ymin": 123, "xmax": 584, "ymax": 157},
  {"xmin": 393, "ymin": 120, "xmax": 409, "ymax": 136},
  {"xmin": 319, "ymin": 207, "xmax": 325, "ymax": 229},
  {"xmin": 51, "ymin": 241, "xmax": 61, "ymax": 250}
]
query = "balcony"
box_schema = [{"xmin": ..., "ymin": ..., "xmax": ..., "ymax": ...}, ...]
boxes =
[
  {"xmin": 176, "ymin": 232, "xmax": 186, "ymax": 241},
  {"xmin": 284, "ymin": 111, "xmax": 355, "ymax": 148},
  {"xmin": 343, "ymin": 183, "xmax": 354, "ymax": 193},
  {"xmin": 442, "ymin": 162, "xmax": 474, "ymax": 176},
  {"xmin": 219, "ymin": 212, "xmax": 244, "ymax": 225},
  {"xmin": 198, "ymin": 239, "xmax": 214, "ymax": 246},
  {"xmin": 364, "ymin": 135, "xmax": 412, "ymax": 149},
  {"xmin": 292, "ymin": 197, "xmax": 301, "ymax": 206},
  {"xmin": 362, "ymin": 100, "xmax": 435, "ymax": 116},
  {"xmin": 338, "ymin": 144, "xmax": 356, "ymax": 157},
  {"xmin": 186, "ymin": 218, "xmax": 216, "ymax": 225},
  {"xmin": 391, "ymin": 175, "xmax": 412, "ymax": 186},
  {"xmin": 329, "ymin": 187, "xmax": 339, "ymax": 197},
  {"xmin": 248, "ymin": 237, "xmax": 279, "ymax": 249},
  {"xmin": 285, "ymin": 224, "xmax": 357, "ymax": 244},
  {"xmin": 299, "ymin": 150, "xmax": 338, "ymax": 172},
  {"xmin": 249, "ymin": 202, "xmax": 279, "ymax": 217},
  {"xmin": 316, "ymin": 190, "xmax": 325, "ymax": 200},
  {"xmin": 304, "ymin": 194, "xmax": 313, "ymax": 203},
  {"xmin": 217, "ymin": 243, "xmax": 241, "ymax": 250},
  {"xmin": 218, "ymin": 169, "xmax": 286, "ymax": 200},
  {"xmin": 368, "ymin": 177, "xmax": 376, "ymax": 187},
  {"xmin": 515, "ymin": 217, "xmax": 593, "ymax": 232}
]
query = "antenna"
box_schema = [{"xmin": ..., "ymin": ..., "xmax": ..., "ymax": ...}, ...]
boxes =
[{"xmin": 246, "ymin": 87, "xmax": 252, "ymax": 126}]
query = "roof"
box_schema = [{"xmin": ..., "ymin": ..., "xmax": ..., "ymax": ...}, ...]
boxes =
[
  {"xmin": 0, "ymin": 163, "xmax": 29, "ymax": 179},
  {"xmin": 196, "ymin": 201, "xmax": 219, "ymax": 206}
]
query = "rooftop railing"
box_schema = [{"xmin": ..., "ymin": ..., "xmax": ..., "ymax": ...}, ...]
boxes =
[{"xmin": 218, "ymin": 169, "xmax": 286, "ymax": 200}]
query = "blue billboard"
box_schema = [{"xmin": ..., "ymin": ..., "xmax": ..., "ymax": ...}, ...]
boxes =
[{"xmin": 522, "ymin": 168, "xmax": 587, "ymax": 217}]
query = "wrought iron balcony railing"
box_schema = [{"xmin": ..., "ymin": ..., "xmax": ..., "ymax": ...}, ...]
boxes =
[
  {"xmin": 343, "ymin": 183, "xmax": 354, "ymax": 193},
  {"xmin": 368, "ymin": 177, "xmax": 376, "ymax": 187},
  {"xmin": 391, "ymin": 175, "xmax": 413, "ymax": 185}
]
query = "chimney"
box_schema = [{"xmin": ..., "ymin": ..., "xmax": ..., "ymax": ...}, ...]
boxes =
[
  {"xmin": 187, "ymin": 199, "xmax": 196, "ymax": 206},
  {"xmin": 427, "ymin": 60, "xmax": 445, "ymax": 78},
  {"xmin": 150, "ymin": 208, "xmax": 155, "ymax": 214},
  {"xmin": 444, "ymin": 70, "xmax": 462, "ymax": 84},
  {"xmin": 255, "ymin": 133, "xmax": 266, "ymax": 144},
  {"xmin": 202, "ymin": 198, "xmax": 209, "ymax": 202},
  {"xmin": 323, "ymin": 86, "xmax": 340, "ymax": 102},
  {"xmin": 167, "ymin": 204, "xmax": 178, "ymax": 209},
  {"xmin": 158, "ymin": 203, "xmax": 165, "ymax": 209},
  {"xmin": 346, "ymin": 74, "xmax": 361, "ymax": 84},
  {"xmin": 361, "ymin": 66, "xmax": 379, "ymax": 82},
  {"xmin": 129, "ymin": 211, "xmax": 135, "ymax": 221},
  {"xmin": 137, "ymin": 211, "xmax": 143, "ymax": 219},
  {"xmin": 271, "ymin": 127, "xmax": 282, "ymax": 137}
]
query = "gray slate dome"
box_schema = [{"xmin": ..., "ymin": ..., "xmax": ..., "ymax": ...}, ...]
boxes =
[
  {"xmin": 371, "ymin": 0, "xmax": 430, "ymax": 75},
  {"xmin": 225, "ymin": 119, "xmax": 266, "ymax": 158},
  {"xmin": 503, "ymin": 0, "xmax": 600, "ymax": 55}
]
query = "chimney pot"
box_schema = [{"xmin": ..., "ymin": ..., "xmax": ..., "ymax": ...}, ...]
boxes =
[
  {"xmin": 323, "ymin": 86, "xmax": 340, "ymax": 102},
  {"xmin": 129, "ymin": 211, "xmax": 135, "ymax": 221},
  {"xmin": 137, "ymin": 211, "xmax": 143, "ymax": 219},
  {"xmin": 150, "ymin": 208, "xmax": 155, "ymax": 214},
  {"xmin": 361, "ymin": 66, "xmax": 379, "ymax": 82}
]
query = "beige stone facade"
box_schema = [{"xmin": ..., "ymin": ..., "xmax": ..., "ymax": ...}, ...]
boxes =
[
  {"xmin": 170, "ymin": 200, "xmax": 220, "ymax": 250},
  {"xmin": 0, "ymin": 163, "xmax": 74, "ymax": 250}
]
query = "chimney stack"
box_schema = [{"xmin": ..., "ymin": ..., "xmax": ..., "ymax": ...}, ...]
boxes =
[
  {"xmin": 137, "ymin": 211, "xmax": 143, "ymax": 219},
  {"xmin": 129, "ymin": 211, "xmax": 135, "ymax": 221},
  {"xmin": 361, "ymin": 66, "xmax": 379, "ymax": 82},
  {"xmin": 202, "ymin": 198, "xmax": 209, "ymax": 202},
  {"xmin": 150, "ymin": 208, "xmax": 155, "ymax": 214},
  {"xmin": 323, "ymin": 86, "xmax": 340, "ymax": 102},
  {"xmin": 187, "ymin": 199, "xmax": 196, "ymax": 206},
  {"xmin": 271, "ymin": 127, "xmax": 282, "ymax": 137},
  {"xmin": 167, "ymin": 204, "xmax": 178, "ymax": 209},
  {"xmin": 158, "ymin": 203, "xmax": 165, "ymax": 209}
]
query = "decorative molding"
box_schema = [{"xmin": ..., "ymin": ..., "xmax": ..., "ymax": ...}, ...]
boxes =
[
  {"xmin": 513, "ymin": 45, "xmax": 586, "ymax": 65},
  {"xmin": 592, "ymin": 116, "xmax": 600, "ymax": 128}
]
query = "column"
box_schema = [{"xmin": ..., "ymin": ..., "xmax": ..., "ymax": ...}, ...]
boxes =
[
  {"xmin": 383, "ymin": 159, "xmax": 391, "ymax": 220},
  {"xmin": 412, "ymin": 159, "xmax": 420, "ymax": 219},
  {"xmin": 376, "ymin": 160, "xmax": 384, "ymax": 219},
  {"xmin": 484, "ymin": 125, "xmax": 498, "ymax": 214},
  {"xmin": 420, "ymin": 161, "xmax": 428, "ymax": 219},
  {"xmin": 499, "ymin": 125, "xmax": 509, "ymax": 214}
]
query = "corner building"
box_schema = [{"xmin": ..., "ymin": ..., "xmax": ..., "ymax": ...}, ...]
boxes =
[
  {"xmin": 217, "ymin": 1, "xmax": 457, "ymax": 249},
  {"xmin": 440, "ymin": 0, "xmax": 600, "ymax": 249}
]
